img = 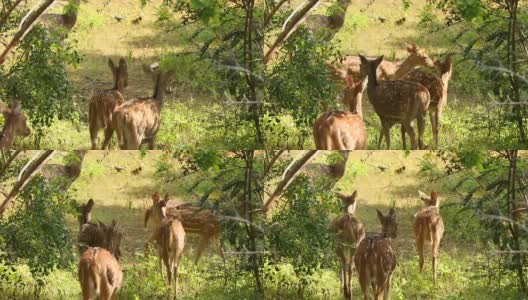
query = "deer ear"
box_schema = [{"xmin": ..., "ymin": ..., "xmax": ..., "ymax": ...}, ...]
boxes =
[
  {"xmin": 142, "ymin": 63, "xmax": 154, "ymax": 75},
  {"xmin": 389, "ymin": 207, "xmax": 396, "ymax": 218},
  {"xmin": 430, "ymin": 190, "xmax": 439, "ymax": 206},
  {"xmin": 359, "ymin": 54, "xmax": 368, "ymax": 64},
  {"xmin": 152, "ymin": 192, "xmax": 160, "ymax": 203},
  {"xmin": 111, "ymin": 219, "xmax": 117, "ymax": 228},
  {"xmin": 108, "ymin": 58, "xmax": 116, "ymax": 70},
  {"xmin": 418, "ymin": 190, "xmax": 430, "ymax": 201},
  {"xmin": 164, "ymin": 193, "xmax": 170, "ymax": 201},
  {"xmin": 376, "ymin": 209, "xmax": 384, "ymax": 222},
  {"xmin": 375, "ymin": 56, "xmax": 384, "ymax": 65},
  {"xmin": 119, "ymin": 58, "xmax": 127, "ymax": 67},
  {"xmin": 86, "ymin": 199, "xmax": 94, "ymax": 211}
]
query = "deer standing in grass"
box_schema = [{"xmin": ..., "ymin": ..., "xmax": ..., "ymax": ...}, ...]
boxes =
[
  {"xmin": 89, "ymin": 58, "xmax": 128, "ymax": 150},
  {"xmin": 313, "ymin": 75, "xmax": 368, "ymax": 150},
  {"xmin": 144, "ymin": 192, "xmax": 185, "ymax": 293},
  {"xmin": 392, "ymin": 56, "xmax": 453, "ymax": 149},
  {"xmin": 359, "ymin": 55, "xmax": 430, "ymax": 149},
  {"xmin": 354, "ymin": 208, "xmax": 398, "ymax": 300},
  {"xmin": 0, "ymin": 101, "xmax": 30, "ymax": 149},
  {"xmin": 40, "ymin": 0, "xmax": 83, "ymax": 39},
  {"xmin": 77, "ymin": 200, "xmax": 123, "ymax": 300},
  {"xmin": 113, "ymin": 66, "xmax": 174, "ymax": 150},
  {"xmin": 330, "ymin": 191, "xmax": 366, "ymax": 300},
  {"xmin": 330, "ymin": 43, "xmax": 435, "ymax": 81},
  {"xmin": 414, "ymin": 190, "xmax": 444, "ymax": 285}
]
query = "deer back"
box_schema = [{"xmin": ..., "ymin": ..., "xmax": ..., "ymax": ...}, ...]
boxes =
[
  {"xmin": 354, "ymin": 235, "xmax": 397, "ymax": 283},
  {"xmin": 368, "ymin": 80, "xmax": 430, "ymax": 120},
  {"xmin": 167, "ymin": 204, "xmax": 221, "ymax": 236},
  {"xmin": 403, "ymin": 69, "xmax": 444, "ymax": 108},
  {"xmin": 78, "ymin": 247, "xmax": 123, "ymax": 300},
  {"xmin": 156, "ymin": 217, "xmax": 185, "ymax": 264},
  {"xmin": 313, "ymin": 111, "xmax": 367, "ymax": 150}
]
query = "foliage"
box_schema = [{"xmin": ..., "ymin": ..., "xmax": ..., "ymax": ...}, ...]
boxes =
[{"xmin": 0, "ymin": 176, "xmax": 77, "ymax": 287}]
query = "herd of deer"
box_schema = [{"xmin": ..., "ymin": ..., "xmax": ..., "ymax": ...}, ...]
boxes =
[
  {"xmin": 77, "ymin": 192, "xmax": 223, "ymax": 300},
  {"xmin": 315, "ymin": 43, "xmax": 454, "ymax": 150},
  {"xmin": 330, "ymin": 190, "xmax": 444, "ymax": 299}
]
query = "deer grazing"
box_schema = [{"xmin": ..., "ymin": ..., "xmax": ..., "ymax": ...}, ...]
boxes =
[
  {"xmin": 113, "ymin": 65, "xmax": 174, "ymax": 150},
  {"xmin": 40, "ymin": 0, "xmax": 83, "ymax": 39},
  {"xmin": 89, "ymin": 58, "xmax": 128, "ymax": 150},
  {"xmin": 354, "ymin": 207, "xmax": 398, "ymax": 300},
  {"xmin": 144, "ymin": 192, "xmax": 185, "ymax": 293},
  {"xmin": 0, "ymin": 100, "xmax": 30, "ymax": 149},
  {"xmin": 414, "ymin": 190, "xmax": 444, "ymax": 285},
  {"xmin": 331, "ymin": 43, "xmax": 434, "ymax": 80},
  {"xmin": 313, "ymin": 76, "xmax": 368, "ymax": 150},
  {"xmin": 330, "ymin": 191, "xmax": 366, "ymax": 300},
  {"xmin": 359, "ymin": 55, "xmax": 430, "ymax": 149}
]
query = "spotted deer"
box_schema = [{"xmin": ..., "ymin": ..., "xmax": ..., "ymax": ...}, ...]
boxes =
[
  {"xmin": 313, "ymin": 76, "xmax": 368, "ymax": 150},
  {"xmin": 88, "ymin": 58, "xmax": 128, "ymax": 150},
  {"xmin": 0, "ymin": 100, "xmax": 31, "ymax": 149},
  {"xmin": 330, "ymin": 191, "xmax": 366, "ymax": 300},
  {"xmin": 331, "ymin": 43, "xmax": 434, "ymax": 81},
  {"xmin": 78, "ymin": 246, "xmax": 123, "ymax": 300},
  {"xmin": 144, "ymin": 192, "xmax": 168, "ymax": 249},
  {"xmin": 40, "ymin": 0, "xmax": 83, "ymax": 39},
  {"xmin": 156, "ymin": 216, "xmax": 185, "ymax": 294},
  {"xmin": 414, "ymin": 190, "xmax": 444, "ymax": 285},
  {"xmin": 393, "ymin": 56, "xmax": 453, "ymax": 149},
  {"xmin": 360, "ymin": 55, "xmax": 430, "ymax": 149},
  {"xmin": 354, "ymin": 208, "xmax": 398, "ymax": 300},
  {"xmin": 78, "ymin": 199, "xmax": 123, "ymax": 260},
  {"xmin": 113, "ymin": 66, "xmax": 174, "ymax": 150}
]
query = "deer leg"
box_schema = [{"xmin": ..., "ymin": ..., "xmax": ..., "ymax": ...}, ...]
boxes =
[
  {"xmin": 381, "ymin": 120, "xmax": 392, "ymax": 150},
  {"xmin": 435, "ymin": 107, "xmax": 443, "ymax": 149},
  {"xmin": 402, "ymin": 121, "xmax": 417, "ymax": 150},
  {"xmin": 347, "ymin": 262, "xmax": 353, "ymax": 299},
  {"xmin": 416, "ymin": 235, "xmax": 425, "ymax": 273},
  {"xmin": 102, "ymin": 127, "xmax": 114, "ymax": 150},
  {"xmin": 400, "ymin": 125, "xmax": 406, "ymax": 150},
  {"xmin": 341, "ymin": 262, "xmax": 350, "ymax": 299},
  {"xmin": 195, "ymin": 234, "xmax": 210, "ymax": 264},
  {"xmin": 432, "ymin": 232, "xmax": 440, "ymax": 285},
  {"xmin": 417, "ymin": 113, "xmax": 426, "ymax": 149},
  {"xmin": 377, "ymin": 128, "xmax": 384, "ymax": 149},
  {"xmin": 148, "ymin": 137, "xmax": 156, "ymax": 150},
  {"xmin": 383, "ymin": 274, "xmax": 391, "ymax": 300},
  {"xmin": 89, "ymin": 123, "xmax": 99, "ymax": 150}
]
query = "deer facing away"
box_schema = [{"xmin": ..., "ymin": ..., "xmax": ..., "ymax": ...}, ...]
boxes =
[
  {"xmin": 414, "ymin": 190, "xmax": 444, "ymax": 285},
  {"xmin": 40, "ymin": 0, "xmax": 83, "ymax": 39},
  {"xmin": 113, "ymin": 66, "xmax": 174, "ymax": 150},
  {"xmin": 360, "ymin": 55, "xmax": 430, "ymax": 150},
  {"xmin": 0, "ymin": 100, "xmax": 31, "ymax": 149},
  {"xmin": 89, "ymin": 58, "xmax": 128, "ymax": 150},
  {"xmin": 354, "ymin": 208, "xmax": 398, "ymax": 300},
  {"xmin": 330, "ymin": 191, "xmax": 366, "ymax": 300},
  {"xmin": 313, "ymin": 76, "xmax": 368, "ymax": 150}
]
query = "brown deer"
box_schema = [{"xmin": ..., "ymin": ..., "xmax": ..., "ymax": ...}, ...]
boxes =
[
  {"xmin": 113, "ymin": 67, "xmax": 174, "ymax": 150},
  {"xmin": 332, "ymin": 43, "xmax": 434, "ymax": 81},
  {"xmin": 89, "ymin": 58, "xmax": 128, "ymax": 150},
  {"xmin": 40, "ymin": 0, "xmax": 83, "ymax": 39},
  {"xmin": 313, "ymin": 76, "xmax": 368, "ymax": 150},
  {"xmin": 78, "ymin": 199, "xmax": 123, "ymax": 260},
  {"xmin": 330, "ymin": 191, "xmax": 366, "ymax": 300},
  {"xmin": 359, "ymin": 55, "xmax": 430, "ymax": 149},
  {"xmin": 155, "ymin": 216, "xmax": 185, "ymax": 294},
  {"xmin": 144, "ymin": 192, "xmax": 168, "ymax": 249},
  {"xmin": 78, "ymin": 246, "xmax": 123, "ymax": 300},
  {"xmin": 0, "ymin": 100, "xmax": 30, "ymax": 149},
  {"xmin": 394, "ymin": 56, "xmax": 454, "ymax": 149},
  {"xmin": 414, "ymin": 190, "xmax": 444, "ymax": 285},
  {"xmin": 354, "ymin": 207, "xmax": 398, "ymax": 300}
]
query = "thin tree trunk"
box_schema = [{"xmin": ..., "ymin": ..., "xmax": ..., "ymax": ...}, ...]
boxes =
[
  {"xmin": 0, "ymin": 0, "xmax": 24, "ymax": 30},
  {"xmin": 0, "ymin": 150, "xmax": 54, "ymax": 216},
  {"xmin": 0, "ymin": 0, "xmax": 56, "ymax": 65},
  {"xmin": 0, "ymin": 150, "xmax": 21, "ymax": 179}
]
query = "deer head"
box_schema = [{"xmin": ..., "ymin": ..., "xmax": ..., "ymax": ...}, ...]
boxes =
[
  {"xmin": 337, "ymin": 191, "xmax": 358, "ymax": 214},
  {"xmin": 359, "ymin": 55, "xmax": 384, "ymax": 84},
  {"xmin": 434, "ymin": 56, "xmax": 453, "ymax": 82},
  {"xmin": 100, "ymin": 219, "xmax": 123, "ymax": 260},
  {"xmin": 376, "ymin": 207, "xmax": 398, "ymax": 238},
  {"xmin": 0, "ymin": 101, "xmax": 30, "ymax": 148},
  {"xmin": 405, "ymin": 43, "xmax": 435, "ymax": 68},
  {"xmin": 343, "ymin": 76, "xmax": 367, "ymax": 117},
  {"xmin": 108, "ymin": 58, "xmax": 128, "ymax": 91},
  {"xmin": 78, "ymin": 199, "xmax": 95, "ymax": 228},
  {"xmin": 142, "ymin": 62, "xmax": 176, "ymax": 98},
  {"xmin": 418, "ymin": 190, "xmax": 440, "ymax": 208}
]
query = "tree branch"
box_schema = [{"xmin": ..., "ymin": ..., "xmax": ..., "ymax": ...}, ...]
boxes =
[
  {"xmin": 0, "ymin": 0, "xmax": 24, "ymax": 30},
  {"xmin": 264, "ymin": 0, "xmax": 289, "ymax": 28}
]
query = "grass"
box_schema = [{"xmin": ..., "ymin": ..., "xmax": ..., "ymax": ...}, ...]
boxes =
[{"xmin": 265, "ymin": 151, "xmax": 524, "ymax": 298}]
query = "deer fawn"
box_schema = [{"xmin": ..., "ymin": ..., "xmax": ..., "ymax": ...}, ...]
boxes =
[
  {"xmin": 113, "ymin": 66, "xmax": 174, "ymax": 150},
  {"xmin": 313, "ymin": 76, "xmax": 368, "ymax": 149},
  {"xmin": 40, "ymin": 0, "xmax": 83, "ymax": 39},
  {"xmin": 330, "ymin": 191, "xmax": 366, "ymax": 300},
  {"xmin": 359, "ymin": 55, "xmax": 430, "ymax": 150},
  {"xmin": 78, "ymin": 246, "xmax": 123, "ymax": 300},
  {"xmin": 78, "ymin": 199, "xmax": 123, "ymax": 260},
  {"xmin": 354, "ymin": 208, "xmax": 398, "ymax": 300},
  {"xmin": 334, "ymin": 43, "xmax": 434, "ymax": 80},
  {"xmin": 89, "ymin": 58, "xmax": 128, "ymax": 150},
  {"xmin": 0, "ymin": 100, "xmax": 30, "ymax": 149},
  {"xmin": 414, "ymin": 190, "xmax": 444, "ymax": 285}
]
